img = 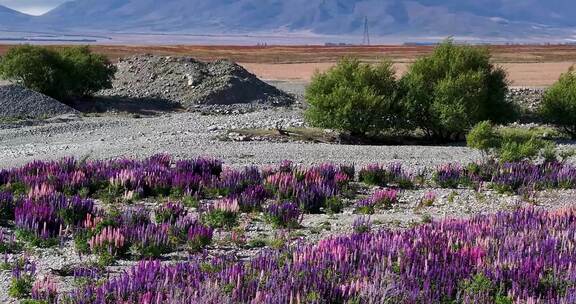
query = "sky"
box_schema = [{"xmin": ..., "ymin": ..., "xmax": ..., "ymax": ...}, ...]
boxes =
[{"xmin": 0, "ymin": 0, "xmax": 69, "ymax": 15}]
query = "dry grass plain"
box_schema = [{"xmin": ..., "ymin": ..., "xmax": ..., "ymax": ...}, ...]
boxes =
[{"xmin": 1, "ymin": 44, "xmax": 575, "ymax": 86}]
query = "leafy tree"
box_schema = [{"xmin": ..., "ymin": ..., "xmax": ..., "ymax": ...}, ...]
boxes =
[
  {"xmin": 0, "ymin": 45, "xmax": 115, "ymax": 101},
  {"xmin": 400, "ymin": 39, "xmax": 517, "ymax": 141},
  {"xmin": 540, "ymin": 66, "xmax": 576, "ymax": 139},
  {"xmin": 305, "ymin": 58, "xmax": 400, "ymax": 136},
  {"xmin": 59, "ymin": 46, "xmax": 117, "ymax": 98},
  {"xmin": 0, "ymin": 45, "xmax": 66, "ymax": 99}
]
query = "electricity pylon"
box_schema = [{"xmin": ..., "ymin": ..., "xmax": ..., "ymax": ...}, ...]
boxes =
[{"xmin": 363, "ymin": 16, "xmax": 370, "ymax": 46}]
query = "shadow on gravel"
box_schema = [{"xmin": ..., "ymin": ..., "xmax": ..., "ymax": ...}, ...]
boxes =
[
  {"xmin": 69, "ymin": 96, "xmax": 185, "ymax": 116},
  {"xmin": 222, "ymin": 128, "xmax": 469, "ymax": 147},
  {"xmin": 556, "ymin": 139, "xmax": 576, "ymax": 145},
  {"xmin": 0, "ymin": 113, "xmax": 81, "ymax": 130}
]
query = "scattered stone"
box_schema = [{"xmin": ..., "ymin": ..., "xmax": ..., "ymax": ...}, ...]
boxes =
[{"xmin": 507, "ymin": 87, "xmax": 545, "ymax": 112}]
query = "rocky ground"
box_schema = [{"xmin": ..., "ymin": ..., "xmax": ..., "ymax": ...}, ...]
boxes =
[
  {"xmin": 0, "ymin": 105, "xmax": 483, "ymax": 170},
  {"xmin": 506, "ymin": 87, "xmax": 545, "ymax": 113}
]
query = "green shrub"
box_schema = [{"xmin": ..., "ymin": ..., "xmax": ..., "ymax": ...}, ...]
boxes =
[
  {"xmin": 458, "ymin": 272, "xmax": 513, "ymax": 303},
  {"xmin": 540, "ymin": 67, "xmax": 576, "ymax": 139},
  {"xmin": 187, "ymin": 234, "xmax": 212, "ymax": 253},
  {"xmin": 467, "ymin": 122, "xmax": 557, "ymax": 162},
  {"xmin": 246, "ymin": 238, "xmax": 267, "ymax": 249},
  {"xmin": 182, "ymin": 195, "xmax": 200, "ymax": 208},
  {"xmin": 97, "ymin": 251, "xmax": 116, "ymax": 267},
  {"xmin": 358, "ymin": 166, "xmax": 387, "ymax": 186},
  {"xmin": 499, "ymin": 137, "xmax": 552, "ymax": 163},
  {"xmin": 354, "ymin": 205, "xmax": 375, "ymax": 215},
  {"xmin": 129, "ymin": 243, "xmax": 172, "ymax": 259},
  {"xmin": 202, "ymin": 210, "xmax": 238, "ymax": 229},
  {"xmin": 0, "ymin": 45, "xmax": 115, "ymax": 101},
  {"xmin": 305, "ymin": 58, "xmax": 399, "ymax": 136},
  {"xmin": 9, "ymin": 275, "xmax": 33, "ymax": 299},
  {"xmin": 74, "ymin": 230, "xmax": 91, "ymax": 254},
  {"xmin": 15, "ymin": 229, "xmax": 59, "ymax": 248},
  {"xmin": 466, "ymin": 121, "xmax": 501, "ymax": 154},
  {"xmin": 400, "ymin": 40, "xmax": 516, "ymax": 141},
  {"xmin": 324, "ymin": 197, "xmax": 344, "ymax": 214},
  {"xmin": 494, "ymin": 125, "xmax": 564, "ymax": 142}
]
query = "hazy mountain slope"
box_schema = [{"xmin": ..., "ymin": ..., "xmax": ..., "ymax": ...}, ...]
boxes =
[
  {"xmin": 416, "ymin": 0, "xmax": 576, "ymax": 27},
  {"xmin": 0, "ymin": 5, "xmax": 30, "ymax": 27},
  {"xmin": 4, "ymin": 0, "xmax": 576, "ymax": 38}
]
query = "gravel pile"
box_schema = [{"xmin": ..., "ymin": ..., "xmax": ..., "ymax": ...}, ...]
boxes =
[
  {"xmin": 507, "ymin": 87, "xmax": 545, "ymax": 112},
  {"xmin": 0, "ymin": 84, "xmax": 77, "ymax": 119},
  {"xmin": 100, "ymin": 55, "xmax": 294, "ymax": 108}
]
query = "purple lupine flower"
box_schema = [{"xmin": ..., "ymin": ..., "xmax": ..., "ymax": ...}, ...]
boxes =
[
  {"xmin": 355, "ymin": 198, "xmax": 376, "ymax": 215},
  {"xmin": 126, "ymin": 223, "xmax": 172, "ymax": 258},
  {"xmin": 73, "ymin": 265, "xmax": 103, "ymax": 281},
  {"xmin": 68, "ymin": 207, "xmax": 576, "ymax": 304},
  {"xmin": 121, "ymin": 206, "xmax": 151, "ymax": 227},
  {"xmin": 387, "ymin": 163, "xmax": 415, "ymax": 188},
  {"xmin": 187, "ymin": 221, "xmax": 213, "ymax": 253},
  {"xmin": 176, "ymin": 157, "xmax": 223, "ymax": 176},
  {"xmin": 295, "ymin": 183, "xmax": 332, "ymax": 214},
  {"xmin": 279, "ymin": 160, "xmax": 294, "ymax": 173},
  {"xmin": 266, "ymin": 201, "xmax": 301, "ymax": 228},
  {"xmin": 434, "ymin": 163, "xmax": 464, "ymax": 188},
  {"xmin": 239, "ymin": 184, "xmax": 269, "ymax": 212},
  {"xmin": 155, "ymin": 202, "xmax": 185, "ymax": 224},
  {"xmin": 353, "ymin": 216, "xmax": 372, "ymax": 234},
  {"xmin": 15, "ymin": 197, "xmax": 62, "ymax": 240}
]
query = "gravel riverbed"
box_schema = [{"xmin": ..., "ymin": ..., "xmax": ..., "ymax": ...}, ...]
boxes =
[
  {"xmin": 0, "ymin": 83, "xmax": 555, "ymax": 169},
  {"xmin": 0, "ymin": 107, "xmax": 483, "ymax": 169}
]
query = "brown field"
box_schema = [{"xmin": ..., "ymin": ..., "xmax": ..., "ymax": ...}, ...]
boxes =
[{"xmin": 1, "ymin": 44, "xmax": 575, "ymax": 86}]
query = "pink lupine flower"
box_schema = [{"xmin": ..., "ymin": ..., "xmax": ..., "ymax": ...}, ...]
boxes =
[
  {"xmin": 28, "ymin": 183, "xmax": 55, "ymax": 200},
  {"xmin": 84, "ymin": 214, "xmax": 103, "ymax": 230},
  {"xmin": 31, "ymin": 275, "xmax": 58, "ymax": 302},
  {"xmin": 213, "ymin": 198, "xmax": 239, "ymax": 213},
  {"xmin": 88, "ymin": 226, "xmax": 125, "ymax": 254},
  {"xmin": 421, "ymin": 191, "xmax": 437, "ymax": 206},
  {"xmin": 372, "ymin": 188, "xmax": 399, "ymax": 208}
]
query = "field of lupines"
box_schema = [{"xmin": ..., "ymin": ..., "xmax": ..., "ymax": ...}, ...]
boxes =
[
  {"xmin": 66, "ymin": 207, "xmax": 576, "ymax": 304},
  {"xmin": 0, "ymin": 154, "xmax": 576, "ymax": 303}
]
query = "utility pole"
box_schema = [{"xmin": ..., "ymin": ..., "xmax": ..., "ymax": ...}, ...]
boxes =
[{"xmin": 363, "ymin": 16, "xmax": 370, "ymax": 46}]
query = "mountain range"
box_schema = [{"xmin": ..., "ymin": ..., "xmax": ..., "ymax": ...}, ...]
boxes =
[
  {"xmin": 0, "ymin": 4, "xmax": 30, "ymax": 25},
  {"xmin": 1, "ymin": 0, "xmax": 576, "ymax": 40}
]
